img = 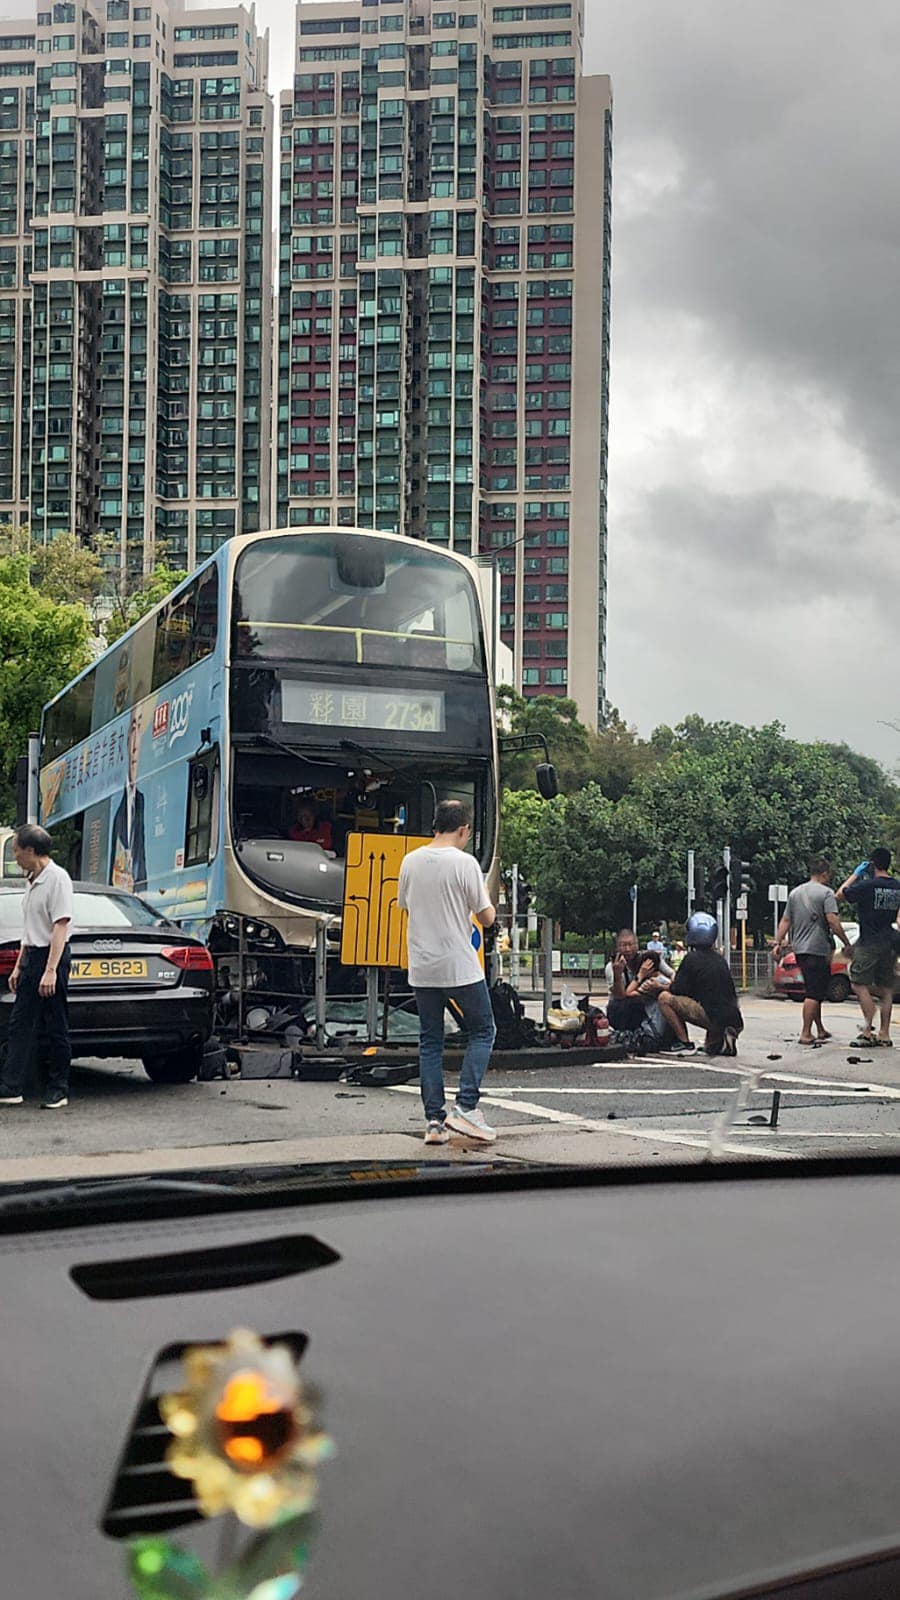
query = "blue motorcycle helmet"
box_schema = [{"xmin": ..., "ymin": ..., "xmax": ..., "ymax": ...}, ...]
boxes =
[{"xmin": 686, "ymin": 911, "xmax": 718, "ymax": 948}]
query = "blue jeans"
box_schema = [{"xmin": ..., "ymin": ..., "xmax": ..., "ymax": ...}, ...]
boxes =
[{"xmin": 414, "ymin": 979, "xmax": 496, "ymax": 1122}]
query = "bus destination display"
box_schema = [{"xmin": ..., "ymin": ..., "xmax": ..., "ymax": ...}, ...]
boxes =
[{"xmin": 281, "ymin": 681, "xmax": 446, "ymax": 734}]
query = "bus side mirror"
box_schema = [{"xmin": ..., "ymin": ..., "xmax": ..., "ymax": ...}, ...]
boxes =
[{"xmin": 536, "ymin": 763, "xmax": 558, "ymax": 800}]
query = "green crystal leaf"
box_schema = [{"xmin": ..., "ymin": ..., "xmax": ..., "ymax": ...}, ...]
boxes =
[
  {"xmin": 219, "ymin": 1512, "xmax": 315, "ymax": 1599},
  {"xmin": 128, "ymin": 1538, "xmax": 210, "ymax": 1600}
]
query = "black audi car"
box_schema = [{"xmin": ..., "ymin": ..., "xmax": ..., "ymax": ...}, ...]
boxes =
[{"xmin": 0, "ymin": 882, "xmax": 215, "ymax": 1083}]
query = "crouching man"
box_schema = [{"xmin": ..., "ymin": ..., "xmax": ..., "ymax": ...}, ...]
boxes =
[{"xmin": 658, "ymin": 912, "xmax": 743, "ymax": 1057}]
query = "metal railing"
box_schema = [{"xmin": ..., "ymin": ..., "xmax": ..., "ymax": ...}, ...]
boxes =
[
  {"xmin": 729, "ymin": 949, "xmax": 775, "ymax": 992},
  {"xmin": 210, "ymin": 910, "xmax": 422, "ymax": 1052}
]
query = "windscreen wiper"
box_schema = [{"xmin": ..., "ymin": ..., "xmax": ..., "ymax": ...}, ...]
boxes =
[
  {"xmin": 340, "ymin": 738, "xmax": 399, "ymax": 775},
  {"xmin": 0, "ymin": 1175, "xmax": 237, "ymax": 1218},
  {"xmin": 252, "ymin": 733, "xmax": 343, "ymax": 770}
]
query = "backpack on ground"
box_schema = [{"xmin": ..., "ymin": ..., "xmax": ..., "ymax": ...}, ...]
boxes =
[{"xmin": 489, "ymin": 981, "xmax": 535, "ymax": 1050}]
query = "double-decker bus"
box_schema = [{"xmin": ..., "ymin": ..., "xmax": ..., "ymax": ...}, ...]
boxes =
[{"xmin": 38, "ymin": 528, "xmax": 499, "ymax": 954}]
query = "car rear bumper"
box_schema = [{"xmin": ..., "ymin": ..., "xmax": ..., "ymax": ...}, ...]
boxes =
[{"xmin": 0, "ymin": 986, "xmax": 214, "ymax": 1060}]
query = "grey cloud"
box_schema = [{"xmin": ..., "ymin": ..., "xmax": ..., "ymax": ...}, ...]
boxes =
[
  {"xmin": 588, "ymin": 0, "xmax": 900, "ymax": 763},
  {"xmin": 591, "ymin": 0, "xmax": 900, "ymax": 492},
  {"xmin": 634, "ymin": 484, "xmax": 894, "ymax": 608}
]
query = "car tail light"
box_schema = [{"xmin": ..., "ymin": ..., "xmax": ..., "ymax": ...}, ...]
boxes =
[
  {"xmin": 0, "ymin": 947, "xmax": 17, "ymax": 976},
  {"xmin": 160, "ymin": 945, "xmax": 214, "ymax": 973}
]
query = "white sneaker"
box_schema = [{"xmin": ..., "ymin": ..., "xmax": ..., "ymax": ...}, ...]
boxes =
[
  {"xmin": 424, "ymin": 1120, "xmax": 450, "ymax": 1145},
  {"xmin": 445, "ymin": 1103, "xmax": 497, "ymax": 1143}
]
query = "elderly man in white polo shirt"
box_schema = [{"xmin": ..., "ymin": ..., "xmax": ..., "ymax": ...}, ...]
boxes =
[{"xmin": 0, "ymin": 825, "xmax": 74, "ymax": 1109}]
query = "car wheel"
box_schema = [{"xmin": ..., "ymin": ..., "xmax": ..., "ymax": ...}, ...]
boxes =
[
  {"xmin": 141, "ymin": 1045, "xmax": 202, "ymax": 1084},
  {"xmin": 826, "ymin": 974, "xmax": 851, "ymax": 1004}
]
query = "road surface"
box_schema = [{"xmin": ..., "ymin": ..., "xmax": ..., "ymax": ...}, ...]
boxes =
[{"xmin": 2, "ymin": 996, "xmax": 900, "ymax": 1182}]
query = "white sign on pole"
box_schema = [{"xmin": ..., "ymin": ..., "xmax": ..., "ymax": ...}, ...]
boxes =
[
  {"xmin": 768, "ymin": 884, "xmax": 789, "ymax": 903},
  {"xmin": 736, "ymin": 908, "xmax": 748, "ymax": 921},
  {"xmin": 737, "ymin": 893, "xmax": 748, "ymax": 911}
]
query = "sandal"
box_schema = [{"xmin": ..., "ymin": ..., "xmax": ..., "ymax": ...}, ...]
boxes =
[{"xmin": 850, "ymin": 1034, "xmax": 876, "ymax": 1048}]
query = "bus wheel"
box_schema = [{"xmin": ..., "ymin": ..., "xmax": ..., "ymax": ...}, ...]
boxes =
[{"xmin": 142, "ymin": 1045, "xmax": 202, "ymax": 1084}]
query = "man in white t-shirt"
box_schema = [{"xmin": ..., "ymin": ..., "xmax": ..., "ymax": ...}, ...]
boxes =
[
  {"xmin": 0, "ymin": 825, "xmax": 74, "ymax": 1109},
  {"xmin": 398, "ymin": 800, "xmax": 497, "ymax": 1145}
]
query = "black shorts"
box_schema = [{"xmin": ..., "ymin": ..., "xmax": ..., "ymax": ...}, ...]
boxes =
[{"xmin": 796, "ymin": 952, "xmax": 831, "ymax": 1002}]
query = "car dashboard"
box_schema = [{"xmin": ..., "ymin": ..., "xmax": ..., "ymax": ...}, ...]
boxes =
[{"xmin": 5, "ymin": 1160, "xmax": 900, "ymax": 1599}]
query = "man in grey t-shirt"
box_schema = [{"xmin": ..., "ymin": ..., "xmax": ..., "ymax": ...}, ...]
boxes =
[
  {"xmin": 774, "ymin": 856, "xmax": 852, "ymax": 1045},
  {"xmin": 398, "ymin": 799, "xmax": 497, "ymax": 1145}
]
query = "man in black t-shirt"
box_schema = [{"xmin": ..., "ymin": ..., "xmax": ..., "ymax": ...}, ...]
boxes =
[
  {"xmin": 837, "ymin": 849, "xmax": 900, "ymax": 1046},
  {"xmin": 658, "ymin": 912, "xmax": 743, "ymax": 1056}
]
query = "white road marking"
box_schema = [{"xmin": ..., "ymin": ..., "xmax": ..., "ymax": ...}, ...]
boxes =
[
  {"xmin": 645, "ymin": 1054, "xmax": 900, "ymax": 1101},
  {"xmin": 388, "ymin": 1084, "xmax": 791, "ymax": 1159},
  {"xmin": 470, "ymin": 1085, "xmax": 883, "ymax": 1099}
]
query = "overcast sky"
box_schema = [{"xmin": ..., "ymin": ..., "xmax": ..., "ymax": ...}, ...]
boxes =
[{"xmin": 255, "ymin": 0, "xmax": 900, "ymax": 771}]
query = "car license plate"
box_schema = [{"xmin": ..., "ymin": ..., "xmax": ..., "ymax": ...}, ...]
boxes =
[{"xmin": 70, "ymin": 958, "xmax": 149, "ymax": 981}]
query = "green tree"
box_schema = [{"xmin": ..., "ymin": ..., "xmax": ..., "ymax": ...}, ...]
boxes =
[
  {"xmin": 497, "ymin": 685, "xmax": 594, "ymax": 792},
  {"xmin": 634, "ymin": 721, "xmax": 894, "ymax": 931},
  {"xmin": 0, "ymin": 524, "xmax": 105, "ymax": 608},
  {"xmin": 498, "ymin": 787, "xmax": 545, "ymax": 880},
  {"xmin": 0, "ymin": 550, "xmax": 91, "ymax": 820},
  {"xmin": 105, "ymin": 561, "xmax": 189, "ymax": 645},
  {"xmin": 591, "ymin": 706, "xmax": 659, "ymax": 802},
  {"xmin": 531, "ymin": 783, "xmax": 657, "ymax": 934},
  {"xmin": 519, "ymin": 717, "xmax": 900, "ymax": 940}
]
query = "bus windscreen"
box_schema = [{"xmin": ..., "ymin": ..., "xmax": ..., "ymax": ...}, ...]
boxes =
[{"xmin": 231, "ymin": 534, "xmax": 483, "ymax": 674}]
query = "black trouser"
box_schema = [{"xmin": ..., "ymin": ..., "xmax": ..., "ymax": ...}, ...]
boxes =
[
  {"xmin": 607, "ymin": 997, "xmax": 647, "ymax": 1033},
  {"xmin": 1, "ymin": 944, "xmax": 71, "ymax": 1098}
]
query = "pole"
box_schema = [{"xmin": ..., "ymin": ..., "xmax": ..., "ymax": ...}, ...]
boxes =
[
  {"xmin": 511, "ymin": 861, "xmax": 520, "ymax": 989},
  {"xmin": 687, "ymin": 848, "xmax": 695, "ymax": 920},
  {"xmin": 773, "ymin": 893, "xmax": 779, "ymax": 947},
  {"xmin": 27, "ymin": 731, "xmax": 39, "ymax": 824},
  {"xmin": 632, "ymin": 884, "xmax": 638, "ymax": 935},
  {"xmin": 314, "ymin": 921, "xmax": 328, "ymax": 1050},
  {"xmin": 722, "ymin": 845, "xmax": 731, "ymax": 962},
  {"xmin": 542, "ymin": 912, "xmax": 553, "ymax": 1029},
  {"xmin": 365, "ymin": 964, "xmax": 378, "ymax": 1043},
  {"xmin": 741, "ymin": 918, "xmax": 747, "ymax": 991}
]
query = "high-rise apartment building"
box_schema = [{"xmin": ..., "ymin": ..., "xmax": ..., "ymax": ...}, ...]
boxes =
[
  {"xmin": 277, "ymin": 0, "xmax": 611, "ymax": 722},
  {"xmin": 0, "ymin": 0, "xmax": 273, "ymax": 577}
]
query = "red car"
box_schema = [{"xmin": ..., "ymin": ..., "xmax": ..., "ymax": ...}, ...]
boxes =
[{"xmin": 772, "ymin": 922, "xmax": 899, "ymax": 1004}]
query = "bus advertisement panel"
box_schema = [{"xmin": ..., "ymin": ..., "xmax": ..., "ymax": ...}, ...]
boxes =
[{"xmin": 40, "ymin": 662, "xmax": 218, "ymax": 924}]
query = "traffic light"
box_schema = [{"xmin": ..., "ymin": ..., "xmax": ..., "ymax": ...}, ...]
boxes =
[
  {"xmin": 729, "ymin": 856, "xmax": 754, "ymax": 899},
  {"xmin": 693, "ymin": 862, "xmax": 706, "ymax": 908},
  {"xmin": 711, "ymin": 863, "xmax": 729, "ymax": 904},
  {"xmin": 517, "ymin": 879, "xmax": 532, "ymax": 916}
]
